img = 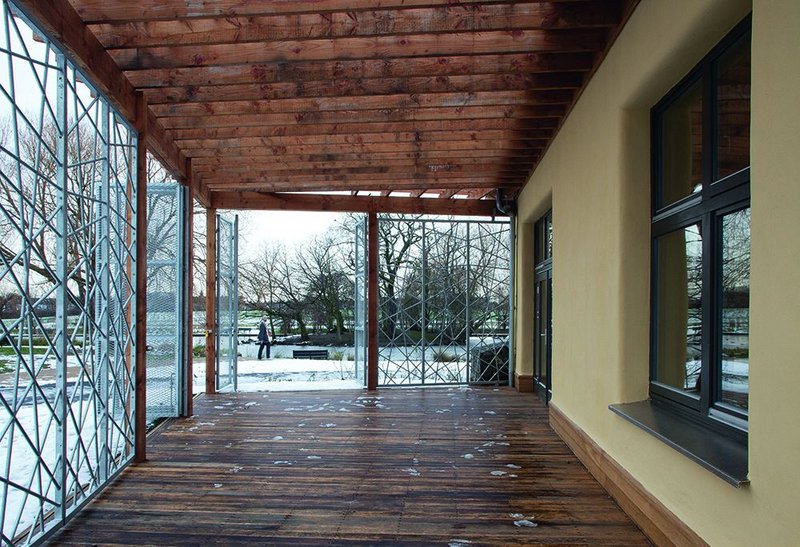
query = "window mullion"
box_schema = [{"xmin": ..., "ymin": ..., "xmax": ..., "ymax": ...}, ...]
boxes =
[{"xmin": 699, "ymin": 211, "xmax": 714, "ymax": 415}]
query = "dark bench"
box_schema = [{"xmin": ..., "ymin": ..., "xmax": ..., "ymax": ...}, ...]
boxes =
[{"xmin": 292, "ymin": 349, "xmax": 328, "ymax": 360}]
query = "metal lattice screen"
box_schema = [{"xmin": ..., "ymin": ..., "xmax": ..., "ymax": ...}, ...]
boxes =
[
  {"xmin": 145, "ymin": 183, "xmax": 184, "ymax": 425},
  {"xmin": 377, "ymin": 218, "xmax": 511, "ymax": 386},
  {"xmin": 216, "ymin": 215, "xmax": 237, "ymax": 392},
  {"xmin": 0, "ymin": 3, "xmax": 137, "ymax": 543},
  {"xmin": 353, "ymin": 218, "xmax": 367, "ymax": 383}
]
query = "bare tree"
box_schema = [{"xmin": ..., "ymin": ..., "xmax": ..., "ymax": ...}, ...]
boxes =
[{"xmin": 296, "ymin": 233, "xmax": 353, "ymax": 341}]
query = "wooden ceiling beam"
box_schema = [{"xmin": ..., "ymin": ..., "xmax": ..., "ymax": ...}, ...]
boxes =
[
  {"xmin": 462, "ymin": 188, "xmax": 494, "ymax": 199},
  {"xmin": 143, "ymin": 72, "xmax": 584, "ymax": 105},
  {"xmin": 437, "ymin": 189, "xmax": 461, "ymax": 199},
  {"xmin": 111, "ymin": 29, "xmax": 609, "ymax": 70},
  {"xmin": 201, "ymin": 173, "xmax": 521, "ymax": 187},
  {"xmin": 202, "ymin": 181, "xmax": 519, "ymax": 193},
  {"xmin": 208, "ymin": 191, "xmax": 501, "ymax": 217},
  {"xmin": 167, "ymin": 120, "xmax": 556, "ymax": 140},
  {"xmin": 12, "ymin": 0, "xmax": 187, "ymax": 182},
  {"xmin": 125, "ymin": 52, "xmax": 596, "ymax": 89},
  {"xmin": 190, "ymin": 149, "xmax": 539, "ymax": 165},
  {"xmin": 184, "ymin": 141, "xmax": 544, "ymax": 158},
  {"xmin": 175, "ymin": 131, "xmax": 549, "ymax": 149},
  {"xmin": 191, "ymin": 157, "xmax": 535, "ymax": 171},
  {"xmin": 196, "ymin": 165, "xmax": 529, "ymax": 178},
  {"xmin": 150, "ymin": 91, "xmax": 572, "ymax": 117},
  {"xmin": 74, "ymin": 0, "xmax": 599, "ymax": 24},
  {"xmin": 91, "ymin": 2, "xmax": 618, "ymax": 49},
  {"xmin": 157, "ymin": 105, "xmax": 565, "ymax": 129}
]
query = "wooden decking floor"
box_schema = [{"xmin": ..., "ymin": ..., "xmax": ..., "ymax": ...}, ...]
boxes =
[{"xmin": 48, "ymin": 387, "xmax": 650, "ymax": 546}]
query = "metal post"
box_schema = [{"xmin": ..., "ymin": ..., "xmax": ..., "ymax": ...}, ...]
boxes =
[
  {"xmin": 465, "ymin": 223, "xmax": 471, "ymax": 383},
  {"xmin": 421, "ymin": 221, "xmax": 427, "ymax": 384},
  {"xmin": 367, "ymin": 211, "xmax": 379, "ymax": 391},
  {"xmin": 508, "ymin": 216, "xmax": 516, "ymax": 387},
  {"xmin": 97, "ymin": 100, "xmax": 111, "ymax": 482},
  {"xmin": 205, "ymin": 208, "xmax": 217, "ymax": 395},
  {"xmin": 353, "ymin": 221, "xmax": 361, "ymax": 381},
  {"xmin": 175, "ymin": 185, "xmax": 187, "ymax": 414},
  {"xmin": 232, "ymin": 215, "xmax": 239, "ymax": 391},
  {"xmin": 185, "ymin": 183, "xmax": 194, "ymax": 416},
  {"xmin": 54, "ymin": 50, "xmax": 68, "ymax": 520},
  {"xmin": 134, "ymin": 92, "xmax": 148, "ymax": 463}
]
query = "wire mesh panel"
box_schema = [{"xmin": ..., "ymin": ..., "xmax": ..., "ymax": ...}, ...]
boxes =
[
  {"xmin": 377, "ymin": 218, "xmax": 510, "ymax": 387},
  {"xmin": 145, "ymin": 183, "xmax": 183, "ymax": 425},
  {"xmin": 353, "ymin": 217, "xmax": 367, "ymax": 384},
  {"xmin": 216, "ymin": 215, "xmax": 237, "ymax": 392},
  {"xmin": 0, "ymin": 3, "xmax": 137, "ymax": 543}
]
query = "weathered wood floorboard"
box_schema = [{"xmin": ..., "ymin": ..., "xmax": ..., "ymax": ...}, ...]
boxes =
[{"xmin": 48, "ymin": 388, "xmax": 650, "ymax": 546}]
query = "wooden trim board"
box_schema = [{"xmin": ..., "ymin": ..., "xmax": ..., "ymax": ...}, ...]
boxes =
[
  {"xmin": 549, "ymin": 404, "xmax": 708, "ymax": 547},
  {"xmin": 515, "ymin": 373, "xmax": 534, "ymax": 393}
]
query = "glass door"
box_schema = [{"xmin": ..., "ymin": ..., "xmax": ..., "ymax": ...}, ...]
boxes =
[{"xmin": 533, "ymin": 211, "xmax": 553, "ymax": 403}]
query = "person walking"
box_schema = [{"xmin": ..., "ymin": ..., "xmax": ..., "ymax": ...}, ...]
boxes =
[{"xmin": 257, "ymin": 316, "xmax": 271, "ymax": 360}]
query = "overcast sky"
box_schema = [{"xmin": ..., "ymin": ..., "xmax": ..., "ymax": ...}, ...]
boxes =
[{"xmin": 234, "ymin": 211, "xmax": 347, "ymax": 259}]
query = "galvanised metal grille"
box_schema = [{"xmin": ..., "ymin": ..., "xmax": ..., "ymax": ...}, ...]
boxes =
[
  {"xmin": 145, "ymin": 182, "xmax": 185, "ymax": 425},
  {"xmin": 215, "ymin": 215, "xmax": 237, "ymax": 392},
  {"xmin": 0, "ymin": 3, "xmax": 137, "ymax": 544},
  {"xmin": 377, "ymin": 218, "xmax": 511, "ymax": 386},
  {"xmin": 353, "ymin": 217, "xmax": 366, "ymax": 384}
]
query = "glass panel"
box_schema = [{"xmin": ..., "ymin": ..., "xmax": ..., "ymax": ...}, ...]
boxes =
[
  {"xmin": 719, "ymin": 208, "xmax": 750, "ymax": 411},
  {"xmin": 537, "ymin": 279, "xmax": 549, "ymax": 388},
  {"xmin": 546, "ymin": 214, "xmax": 553, "ymax": 259},
  {"xmin": 659, "ymin": 80, "xmax": 703, "ymax": 208},
  {"xmin": 655, "ymin": 224, "xmax": 703, "ymax": 393},
  {"xmin": 716, "ymin": 33, "xmax": 751, "ymax": 180}
]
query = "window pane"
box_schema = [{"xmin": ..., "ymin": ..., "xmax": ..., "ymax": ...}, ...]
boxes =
[
  {"xmin": 716, "ymin": 34, "xmax": 751, "ymax": 180},
  {"xmin": 655, "ymin": 224, "xmax": 703, "ymax": 393},
  {"xmin": 546, "ymin": 215, "xmax": 553, "ymax": 258},
  {"xmin": 659, "ymin": 80, "xmax": 703, "ymax": 208},
  {"xmin": 719, "ymin": 208, "xmax": 750, "ymax": 411}
]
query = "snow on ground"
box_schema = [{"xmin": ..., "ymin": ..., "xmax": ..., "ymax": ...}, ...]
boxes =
[{"xmin": 193, "ymin": 357, "xmax": 363, "ymax": 393}]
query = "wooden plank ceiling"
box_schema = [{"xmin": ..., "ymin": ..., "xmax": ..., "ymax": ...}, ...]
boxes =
[{"xmin": 66, "ymin": 0, "xmax": 636, "ymax": 210}]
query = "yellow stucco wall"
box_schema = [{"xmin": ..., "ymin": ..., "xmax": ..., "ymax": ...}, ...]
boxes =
[{"xmin": 513, "ymin": 0, "xmax": 800, "ymax": 544}]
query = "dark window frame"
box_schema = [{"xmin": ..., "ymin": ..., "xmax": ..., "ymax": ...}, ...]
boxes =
[
  {"xmin": 650, "ymin": 16, "xmax": 751, "ymax": 440},
  {"xmin": 533, "ymin": 210, "xmax": 553, "ymax": 403}
]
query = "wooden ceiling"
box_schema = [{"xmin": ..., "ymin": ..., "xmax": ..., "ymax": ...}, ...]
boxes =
[{"xmin": 50, "ymin": 0, "xmax": 636, "ymax": 212}]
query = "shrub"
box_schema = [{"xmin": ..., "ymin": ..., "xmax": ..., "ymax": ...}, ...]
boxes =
[{"xmin": 432, "ymin": 349, "xmax": 456, "ymax": 363}]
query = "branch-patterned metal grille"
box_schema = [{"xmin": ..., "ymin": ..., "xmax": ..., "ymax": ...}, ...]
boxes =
[
  {"xmin": 0, "ymin": 3, "xmax": 137, "ymax": 543},
  {"xmin": 378, "ymin": 218, "xmax": 510, "ymax": 386}
]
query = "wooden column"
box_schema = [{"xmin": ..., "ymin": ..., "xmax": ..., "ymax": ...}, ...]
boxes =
[
  {"xmin": 205, "ymin": 207, "xmax": 217, "ymax": 395},
  {"xmin": 367, "ymin": 211, "xmax": 379, "ymax": 391},
  {"xmin": 134, "ymin": 93, "xmax": 148, "ymax": 463},
  {"xmin": 185, "ymin": 163, "xmax": 194, "ymax": 416}
]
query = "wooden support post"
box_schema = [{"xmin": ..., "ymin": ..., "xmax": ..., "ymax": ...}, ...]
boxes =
[
  {"xmin": 205, "ymin": 207, "xmax": 217, "ymax": 395},
  {"xmin": 367, "ymin": 211, "xmax": 379, "ymax": 391},
  {"xmin": 134, "ymin": 93, "xmax": 148, "ymax": 463},
  {"xmin": 185, "ymin": 161, "xmax": 194, "ymax": 416}
]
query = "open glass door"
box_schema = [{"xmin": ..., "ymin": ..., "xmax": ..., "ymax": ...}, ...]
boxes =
[{"xmin": 216, "ymin": 214, "xmax": 239, "ymax": 391}]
